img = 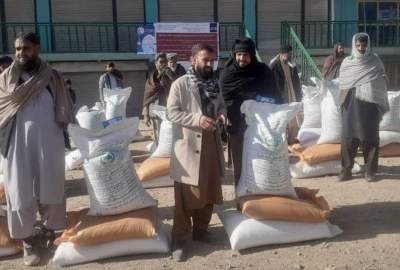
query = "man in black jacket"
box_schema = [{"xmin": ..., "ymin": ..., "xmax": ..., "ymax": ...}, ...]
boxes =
[
  {"xmin": 270, "ymin": 45, "xmax": 302, "ymax": 144},
  {"xmin": 220, "ymin": 38, "xmax": 278, "ymax": 187}
]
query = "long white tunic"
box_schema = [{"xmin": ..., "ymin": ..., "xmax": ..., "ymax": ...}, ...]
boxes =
[{"xmin": 3, "ymin": 73, "xmax": 65, "ymax": 211}]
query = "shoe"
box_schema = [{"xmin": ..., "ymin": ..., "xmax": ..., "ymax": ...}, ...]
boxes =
[
  {"xmin": 171, "ymin": 241, "xmax": 186, "ymax": 262},
  {"xmin": 365, "ymin": 173, "xmax": 377, "ymax": 182},
  {"xmin": 39, "ymin": 227, "xmax": 56, "ymax": 251},
  {"xmin": 23, "ymin": 236, "xmax": 40, "ymax": 266},
  {"xmin": 337, "ymin": 170, "xmax": 352, "ymax": 181},
  {"xmin": 192, "ymin": 229, "xmax": 212, "ymax": 243}
]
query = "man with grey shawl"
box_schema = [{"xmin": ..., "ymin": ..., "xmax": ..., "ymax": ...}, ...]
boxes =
[
  {"xmin": 338, "ymin": 33, "xmax": 389, "ymax": 182},
  {"xmin": 0, "ymin": 32, "xmax": 73, "ymax": 266}
]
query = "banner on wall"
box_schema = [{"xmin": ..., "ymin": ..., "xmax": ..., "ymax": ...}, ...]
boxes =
[
  {"xmin": 137, "ymin": 24, "xmax": 156, "ymax": 54},
  {"xmin": 154, "ymin": 22, "xmax": 219, "ymax": 68}
]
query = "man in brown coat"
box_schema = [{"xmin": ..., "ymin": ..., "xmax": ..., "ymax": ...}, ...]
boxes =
[
  {"xmin": 143, "ymin": 53, "xmax": 173, "ymax": 144},
  {"xmin": 167, "ymin": 44, "xmax": 226, "ymax": 261}
]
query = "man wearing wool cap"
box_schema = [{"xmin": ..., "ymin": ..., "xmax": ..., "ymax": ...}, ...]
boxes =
[
  {"xmin": 219, "ymin": 37, "xmax": 278, "ymax": 188},
  {"xmin": 166, "ymin": 53, "xmax": 186, "ymax": 80}
]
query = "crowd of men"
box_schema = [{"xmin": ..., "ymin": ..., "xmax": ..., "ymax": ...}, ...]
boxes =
[{"xmin": 0, "ymin": 31, "xmax": 388, "ymax": 265}]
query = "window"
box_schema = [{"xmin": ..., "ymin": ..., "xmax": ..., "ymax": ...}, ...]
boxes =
[{"xmin": 358, "ymin": 1, "xmax": 400, "ymax": 46}]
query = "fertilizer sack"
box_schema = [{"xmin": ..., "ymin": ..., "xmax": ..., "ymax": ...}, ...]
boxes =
[
  {"xmin": 236, "ymin": 100, "xmax": 302, "ymax": 198},
  {"xmin": 300, "ymin": 84, "xmax": 321, "ymax": 129},
  {"xmin": 104, "ymin": 87, "xmax": 132, "ymax": 120},
  {"xmin": 69, "ymin": 118, "xmax": 157, "ymax": 216},
  {"xmin": 151, "ymin": 106, "xmax": 173, "ymax": 158},
  {"xmin": 75, "ymin": 105, "xmax": 106, "ymax": 131},
  {"xmin": 317, "ymin": 79, "xmax": 342, "ymax": 144}
]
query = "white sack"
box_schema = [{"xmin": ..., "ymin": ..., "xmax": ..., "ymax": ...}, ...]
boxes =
[
  {"xmin": 236, "ymin": 101, "xmax": 302, "ymax": 198},
  {"xmin": 69, "ymin": 118, "xmax": 157, "ymax": 216},
  {"xmin": 151, "ymin": 106, "xmax": 173, "ymax": 158},
  {"xmin": 297, "ymin": 128, "xmax": 321, "ymax": 148},
  {"xmin": 141, "ymin": 176, "xmax": 174, "ymax": 189},
  {"xmin": 219, "ymin": 210, "xmax": 342, "ymax": 251},
  {"xmin": 65, "ymin": 149, "xmax": 83, "ymax": 171},
  {"xmin": 380, "ymin": 91, "xmax": 400, "ymax": 132},
  {"xmin": 290, "ymin": 160, "xmax": 362, "ymax": 179},
  {"xmin": 0, "ymin": 247, "xmax": 20, "ymax": 258},
  {"xmin": 379, "ymin": 130, "xmax": 400, "ymax": 147},
  {"xmin": 104, "ymin": 87, "xmax": 132, "ymax": 120},
  {"xmin": 92, "ymin": 102, "xmax": 104, "ymax": 111},
  {"xmin": 75, "ymin": 106, "xmax": 106, "ymax": 131},
  {"xmin": 317, "ymin": 79, "xmax": 342, "ymax": 144},
  {"xmin": 300, "ymin": 84, "xmax": 321, "ymax": 129},
  {"xmin": 52, "ymin": 225, "xmax": 170, "ymax": 266},
  {"xmin": 0, "ymin": 215, "xmax": 21, "ymax": 257}
]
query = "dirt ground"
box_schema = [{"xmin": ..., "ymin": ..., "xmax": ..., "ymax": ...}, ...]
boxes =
[{"xmin": 1, "ymin": 123, "xmax": 400, "ymax": 270}]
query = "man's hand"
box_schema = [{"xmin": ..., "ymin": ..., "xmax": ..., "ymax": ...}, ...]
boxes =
[
  {"xmin": 199, "ymin": 116, "xmax": 217, "ymax": 131},
  {"xmin": 144, "ymin": 115, "xmax": 151, "ymax": 127},
  {"xmin": 217, "ymin": 114, "xmax": 229, "ymax": 127}
]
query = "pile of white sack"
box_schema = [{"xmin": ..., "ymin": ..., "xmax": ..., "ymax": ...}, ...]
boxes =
[
  {"xmin": 65, "ymin": 87, "xmax": 132, "ymax": 171},
  {"xmin": 53, "ymin": 118, "xmax": 169, "ymax": 266},
  {"xmin": 136, "ymin": 106, "xmax": 174, "ymax": 188},
  {"xmin": 0, "ymin": 157, "xmax": 21, "ymax": 257},
  {"xmin": 379, "ymin": 91, "xmax": 400, "ymax": 157},
  {"xmin": 220, "ymin": 100, "xmax": 342, "ymax": 251},
  {"xmin": 292, "ymin": 78, "xmax": 362, "ymax": 178}
]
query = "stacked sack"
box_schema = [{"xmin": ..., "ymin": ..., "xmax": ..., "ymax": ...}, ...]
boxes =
[
  {"xmin": 297, "ymin": 82, "xmax": 322, "ymax": 147},
  {"xmin": 0, "ymin": 158, "xmax": 21, "ymax": 257},
  {"xmin": 136, "ymin": 105, "xmax": 174, "ymax": 188},
  {"xmin": 379, "ymin": 91, "xmax": 400, "ymax": 157},
  {"xmin": 220, "ymin": 100, "xmax": 342, "ymax": 251},
  {"xmin": 65, "ymin": 87, "xmax": 132, "ymax": 171},
  {"xmin": 0, "ymin": 203, "xmax": 21, "ymax": 257},
  {"xmin": 65, "ymin": 103, "xmax": 106, "ymax": 171},
  {"xmin": 291, "ymin": 79, "xmax": 361, "ymax": 178},
  {"xmin": 0, "ymin": 157, "xmax": 4, "ymax": 205},
  {"xmin": 53, "ymin": 118, "xmax": 169, "ymax": 266}
]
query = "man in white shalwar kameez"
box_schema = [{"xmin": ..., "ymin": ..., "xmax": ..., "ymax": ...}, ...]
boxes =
[{"xmin": 0, "ymin": 32, "xmax": 73, "ymax": 266}]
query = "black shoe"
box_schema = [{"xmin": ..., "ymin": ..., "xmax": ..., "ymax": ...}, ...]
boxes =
[
  {"xmin": 365, "ymin": 173, "xmax": 377, "ymax": 182},
  {"xmin": 192, "ymin": 229, "xmax": 212, "ymax": 243},
  {"xmin": 39, "ymin": 227, "xmax": 56, "ymax": 251},
  {"xmin": 337, "ymin": 170, "xmax": 352, "ymax": 181},
  {"xmin": 23, "ymin": 236, "xmax": 41, "ymax": 266},
  {"xmin": 171, "ymin": 241, "xmax": 186, "ymax": 262}
]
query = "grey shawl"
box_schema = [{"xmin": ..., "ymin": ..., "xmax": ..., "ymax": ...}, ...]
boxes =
[{"xmin": 339, "ymin": 33, "xmax": 389, "ymax": 114}]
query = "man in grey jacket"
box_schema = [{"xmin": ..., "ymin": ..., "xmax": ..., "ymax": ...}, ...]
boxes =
[{"xmin": 98, "ymin": 62, "xmax": 124, "ymax": 102}]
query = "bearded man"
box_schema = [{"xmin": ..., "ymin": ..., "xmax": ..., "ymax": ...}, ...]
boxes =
[
  {"xmin": 0, "ymin": 32, "xmax": 73, "ymax": 266},
  {"xmin": 338, "ymin": 33, "xmax": 389, "ymax": 182},
  {"xmin": 167, "ymin": 43, "xmax": 226, "ymax": 261},
  {"xmin": 270, "ymin": 45, "xmax": 302, "ymax": 145},
  {"xmin": 322, "ymin": 42, "xmax": 346, "ymax": 80},
  {"xmin": 220, "ymin": 38, "xmax": 277, "ymax": 186}
]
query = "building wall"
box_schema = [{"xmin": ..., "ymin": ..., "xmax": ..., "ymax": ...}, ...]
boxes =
[
  {"xmin": 51, "ymin": 60, "xmax": 148, "ymax": 117},
  {"xmin": 4, "ymin": 0, "xmax": 35, "ymax": 22},
  {"xmin": 51, "ymin": 0, "xmax": 114, "ymax": 52},
  {"xmin": 257, "ymin": 0, "xmax": 330, "ymax": 50},
  {"xmin": 159, "ymin": 0, "xmax": 214, "ymax": 22},
  {"xmin": 116, "ymin": 0, "xmax": 144, "ymax": 22},
  {"xmin": 51, "ymin": 0, "xmax": 113, "ymax": 22},
  {"xmin": 218, "ymin": 0, "xmax": 243, "ymax": 22},
  {"xmin": 3, "ymin": 0, "xmax": 36, "ymax": 51},
  {"xmin": 257, "ymin": 0, "xmax": 302, "ymax": 49}
]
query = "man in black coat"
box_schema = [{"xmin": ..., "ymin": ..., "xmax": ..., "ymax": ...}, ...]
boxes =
[
  {"xmin": 270, "ymin": 45, "xmax": 302, "ymax": 144},
  {"xmin": 220, "ymin": 38, "xmax": 278, "ymax": 187}
]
